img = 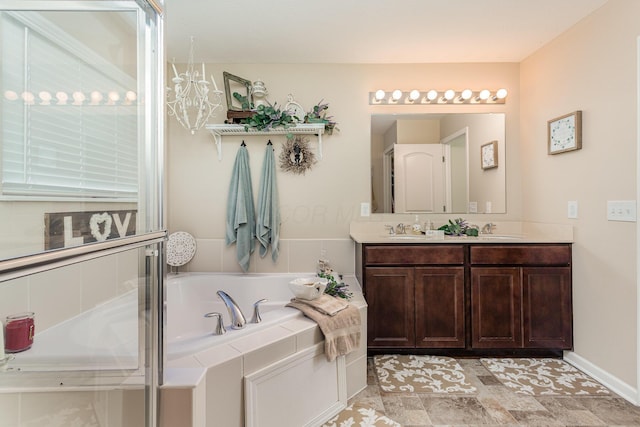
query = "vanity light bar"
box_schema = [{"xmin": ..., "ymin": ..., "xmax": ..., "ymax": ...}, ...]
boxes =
[{"xmin": 369, "ymin": 89, "xmax": 507, "ymax": 105}]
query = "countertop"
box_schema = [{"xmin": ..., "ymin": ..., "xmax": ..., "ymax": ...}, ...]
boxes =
[{"xmin": 349, "ymin": 220, "xmax": 574, "ymax": 244}]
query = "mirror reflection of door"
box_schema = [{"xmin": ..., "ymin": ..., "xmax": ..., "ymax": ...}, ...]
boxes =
[
  {"xmin": 441, "ymin": 128, "xmax": 469, "ymax": 213},
  {"xmin": 392, "ymin": 144, "xmax": 444, "ymax": 213}
]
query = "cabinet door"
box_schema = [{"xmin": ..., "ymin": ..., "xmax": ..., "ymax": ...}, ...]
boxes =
[
  {"xmin": 415, "ymin": 267, "xmax": 465, "ymax": 348},
  {"xmin": 523, "ymin": 267, "xmax": 573, "ymax": 349},
  {"xmin": 471, "ymin": 267, "xmax": 521, "ymax": 348},
  {"xmin": 365, "ymin": 267, "xmax": 415, "ymax": 347}
]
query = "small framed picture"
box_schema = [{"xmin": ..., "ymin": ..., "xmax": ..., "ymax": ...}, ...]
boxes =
[
  {"xmin": 481, "ymin": 140, "xmax": 498, "ymax": 170},
  {"xmin": 223, "ymin": 71, "xmax": 253, "ymax": 111},
  {"xmin": 548, "ymin": 111, "xmax": 582, "ymax": 155}
]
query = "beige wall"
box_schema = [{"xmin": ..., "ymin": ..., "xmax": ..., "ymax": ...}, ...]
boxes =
[
  {"xmin": 397, "ymin": 119, "xmax": 440, "ymax": 144},
  {"xmin": 520, "ymin": 0, "xmax": 639, "ymax": 388},
  {"xmin": 167, "ymin": 62, "xmax": 521, "ymax": 237}
]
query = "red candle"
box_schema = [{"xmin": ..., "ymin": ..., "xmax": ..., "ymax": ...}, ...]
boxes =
[{"xmin": 5, "ymin": 313, "xmax": 34, "ymax": 353}]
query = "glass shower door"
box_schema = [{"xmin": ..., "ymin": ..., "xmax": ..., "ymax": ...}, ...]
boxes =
[{"xmin": 0, "ymin": 2, "xmax": 164, "ymax": 426}]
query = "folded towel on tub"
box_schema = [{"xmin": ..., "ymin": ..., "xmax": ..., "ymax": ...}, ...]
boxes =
[
  {"xmin": 286, "ymin": 297, "xmax": 361, "ymax": 362},
  {"xmin": 256, "ymin": 142, "xmax": 280, "ymax": 262},
  {"xmin": 225, "ymin": 144, "xmax": 256, "ymax": 272},
  {"xmin": 289, "ymin": 294, "xmax": 349, "ymax": 316}
]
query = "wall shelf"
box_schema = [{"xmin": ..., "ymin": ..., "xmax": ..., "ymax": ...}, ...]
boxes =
[{"xmin": 205, "ymin": 123, "xmax": 325, "ymax": 161}]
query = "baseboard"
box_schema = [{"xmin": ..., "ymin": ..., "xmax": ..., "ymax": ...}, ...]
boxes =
[{"xmin": 563, "ymin": 351, "xmax": 638, "ymax": 405}]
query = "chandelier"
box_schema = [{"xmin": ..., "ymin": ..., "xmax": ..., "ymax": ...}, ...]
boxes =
[{"xmin": 167, "ymin": 37, "xmax": 223, "ymax": 134}]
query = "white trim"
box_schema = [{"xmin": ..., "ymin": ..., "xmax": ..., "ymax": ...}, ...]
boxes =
[
  {"xmin": 382, "ymin": 144, "xmax": 394, "ymax": 213},
  {"xmin": 564, "ymin": 351, "xmax": 638, "ymax": 405},
  {"xmin": 636, "ymin": 35, "xmax": 640, "ymax": 406},
  {"xmin": 440, "ymin": 127, "xmax": 469, "ymax": 213}
]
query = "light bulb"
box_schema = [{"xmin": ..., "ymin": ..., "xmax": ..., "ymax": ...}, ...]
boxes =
[
  {"xmin": 444, "ymin": 89, "xmax": 455, "ymax": 101},
  {"xmin": 496, "ymin": 88, "xmax": 508, "ymax": 99},
  {"xmin": 461, "ymin": 89, "xmax": 473, "ymax": 100},
  {"xmin": 38, "ymin": 91, "xmax": 52, "ymax": 105},
  {"xmin": 4, "ymin": 90, "xmax": 18, "ymax": 101},
  {"xmin": 21, "ymin": 91, "xmax": 35, "ymax": 104},
  {"xmin": 108, "ymin": 91, "xmax": 120, "ymax": 103},
  {"xmin": 72, "ymin": 91, "xmax": 86, "ymax": 105},
  {"xmin": 391, "ymin": 89, "xmax": 402, "ymax": 101},
  {"xmin": 56, "ymin": 91, "xmax": 68, "ymax": 105},
  {"xmin": 125, "ymin": 91, "xmax": 137, "ymax": 102},
  {"xmin": 477, "ymin": 89, "xmax": 491, "ymax": 101},
  {"xmin": 90, "ymin": 91, "xmax": 103, "ymax": 105},
  {"xmin": 426, "ymin": 90, "xmax": 438, "ymax": 101},
  {"xmin": 374, "ymin": 89, "xmax": 385, "ymax": 101},
  {"xmin": 409, "ymin": 90, "xmax": 420, "ymax": 101}
]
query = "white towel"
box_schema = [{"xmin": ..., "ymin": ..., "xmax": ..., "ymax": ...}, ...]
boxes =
[
  {"xmin": 225, "ymin": 145, "xmax": 256, "ymax": 272},
  {"xmin": 256, "ymin": 143, "xmax": 280, "ymax": 261}
]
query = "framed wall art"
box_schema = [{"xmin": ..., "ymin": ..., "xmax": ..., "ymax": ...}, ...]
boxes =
[
  {"xmin": 548, "ymin": 110, "xmax": 582, "ymax": 155},
  {"xmin": 481, "ymin": 140, "xmax": 498, "ymax": 170},
  {"xmin": 223, "ymin": 71, "xmax": 253, "ymax": 111}
]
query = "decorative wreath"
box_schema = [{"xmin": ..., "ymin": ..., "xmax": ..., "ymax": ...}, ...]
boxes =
[{"xmin": 279, "ymin": 135, "xmax": 316, "ymax": 174}]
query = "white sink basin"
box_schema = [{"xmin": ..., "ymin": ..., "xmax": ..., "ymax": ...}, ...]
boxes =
[
  {"xmin": 383, "ymin": 235, "xmax": 425, "ymax": 240},
  {"xmin": 478, "ymin": 235, "xmax": 522, "ymax": 240}
]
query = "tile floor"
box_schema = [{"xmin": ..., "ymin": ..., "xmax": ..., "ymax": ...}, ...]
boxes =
[{"xmin": 349, "ymin": 357, "xmax": 640, "ymax": 426}]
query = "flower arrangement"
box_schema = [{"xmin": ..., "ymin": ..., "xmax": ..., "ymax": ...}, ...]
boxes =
[
  {"xmin": 438, "ymin": 218, "xmax": 479, "ymax": 237},
  {"xmin": 305, "ymin": 99, "xmax": 338, "ymax": 135},
  {"xmin": 318, "ymin": 271, "xmax": 352, "ymax": 300}
]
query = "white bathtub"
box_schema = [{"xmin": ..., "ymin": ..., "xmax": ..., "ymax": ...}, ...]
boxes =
[
  {"xmin": 166, "ymin": 272, "xmax": 308, "ymax": 360},
  {"xmin": 4, "ymin": 273, "xmax": 329, "ymax": 370}
]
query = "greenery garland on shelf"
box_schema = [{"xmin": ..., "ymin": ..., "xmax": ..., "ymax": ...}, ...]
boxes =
[{"xmin": 239, "ymin": 103, "xmax": 295, "ymax": 131}]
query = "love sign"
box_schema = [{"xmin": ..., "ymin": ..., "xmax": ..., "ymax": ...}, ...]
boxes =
[{"xmin": 44, "ymin": 210, "xmax": 137, "ymax": 250}]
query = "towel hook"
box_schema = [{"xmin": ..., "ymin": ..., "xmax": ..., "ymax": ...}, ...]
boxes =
[
  {"xmin": 267, "ymin": 139, "xmax": 272, "ymax": 146},
  {"xmin": 241, "ymin": 140, "xmax": 246, "ymax": 147}
]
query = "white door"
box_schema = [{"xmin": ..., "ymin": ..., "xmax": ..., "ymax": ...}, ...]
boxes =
[{"xmin": 394, "ymin": 144, "xmax": 444, "ymax": 213}]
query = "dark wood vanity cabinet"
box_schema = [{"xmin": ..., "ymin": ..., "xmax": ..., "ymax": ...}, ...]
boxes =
[
  {"xmin": 357, "ymin": 243, "xmax": 573, "ymax": 355},
  {"xmin": 361, "ymin": 245, "xmax": 465, "ymax": 349},
  {"xmin": 470, "ymin": 245, "xmax": 573, "ymax": 350}
]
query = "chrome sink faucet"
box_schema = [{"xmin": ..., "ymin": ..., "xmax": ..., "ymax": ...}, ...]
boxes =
[
  {"xmin": 216, "ymin": 290, "xmax": 246, "ymax": 329},
  {"xmin": 481, "ymin": 223, "xmax": 496, "ymax": 234},
  {"xmin": 396, "ymin": 223, "xmax": 407, "ymax": 234}
]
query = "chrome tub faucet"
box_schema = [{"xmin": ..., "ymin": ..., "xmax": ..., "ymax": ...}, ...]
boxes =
[{"xmin": 216, "ymin": 290, "xmax": 246, "ymax": 329}]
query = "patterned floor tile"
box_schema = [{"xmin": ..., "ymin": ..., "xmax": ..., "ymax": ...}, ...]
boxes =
[{"xmin": 349, "ymin": 357, "xmax": 639, "ymax": 427}]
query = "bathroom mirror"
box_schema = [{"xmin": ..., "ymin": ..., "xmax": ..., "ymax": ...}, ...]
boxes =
[{"xmin": 371, "ymin": 113, "xmax": 506, "ymax": 214}]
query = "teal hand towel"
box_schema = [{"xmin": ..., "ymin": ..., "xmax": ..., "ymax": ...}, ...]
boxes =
[
  {"xmin": 225, "ymin": 145, "xmax": 255, "ymax": 272},
  {"xmin": 256, "ymin": 144, "xmax": 280, "ymax": 262}
]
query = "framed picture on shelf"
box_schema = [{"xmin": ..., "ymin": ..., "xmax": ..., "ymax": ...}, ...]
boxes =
[
  {"xmin": 223, "ymin": 71, "xmax": 253, "ymax": 112},
  {"xmin": 548, "ymin": 110, "xmax": 582, "ymax": 155},
  {"xmin": 481, "ymin": 140, "xmax": 498, "ymax": 170}
]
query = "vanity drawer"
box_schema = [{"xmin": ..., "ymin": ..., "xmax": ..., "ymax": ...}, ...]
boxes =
[
  {"xmin": 470, "ymin": 245, "xmax": 571, "ymax": 266},
  {"xmin": 364, "ymin": 245, "xmax": 464, "ymax": 266}
]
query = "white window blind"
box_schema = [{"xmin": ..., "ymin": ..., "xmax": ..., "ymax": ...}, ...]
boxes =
[{"xmin": 1, "ymin": 12, "xmax": 138, "ymax": 200}]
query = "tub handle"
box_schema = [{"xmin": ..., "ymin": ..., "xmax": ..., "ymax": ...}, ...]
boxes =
[
  {"xmin": 204, "ymin": 312, "xmax": 226, "ymax": 335},
  {"xmin": 251, "ymin": 299, "xmax": 268, "ymax": 324}
]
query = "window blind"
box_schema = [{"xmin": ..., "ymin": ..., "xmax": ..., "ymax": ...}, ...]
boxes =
[{"xmin": 1, "ymin": 12, "xmax": 138, "ymax": 199}]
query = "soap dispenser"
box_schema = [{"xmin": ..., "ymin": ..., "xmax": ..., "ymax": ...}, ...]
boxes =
[{"xmin": 411, "ymin": 215, "xmax": 422, "ymax": 235}]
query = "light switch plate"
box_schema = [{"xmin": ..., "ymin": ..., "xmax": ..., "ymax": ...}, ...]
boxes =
[
  {"xmin": 360, "ymin": 202, "xmax": 370, "ymax": 217},
  {"xmin": 607, "ymin": 200, "xmax": 636, "ymax": 222},
  {"xmin": 567, "ymin": 201, "xmax": 578, "ymax": 219},
  {"xmin": 469, "ymin": 201, "xmax": 478, "ymax": 213}
]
